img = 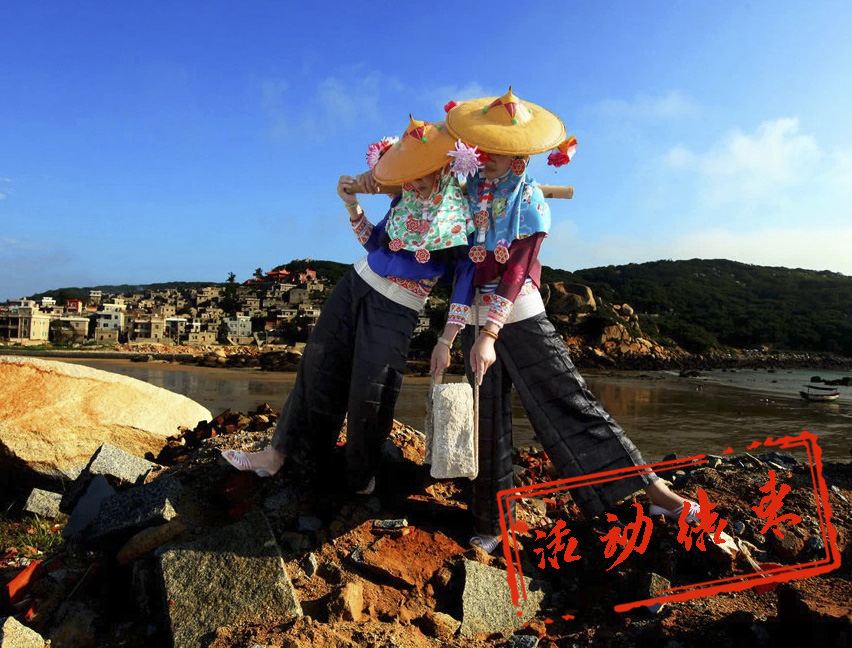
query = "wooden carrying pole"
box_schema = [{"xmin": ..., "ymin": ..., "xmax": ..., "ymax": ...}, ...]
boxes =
[{"xmin": 349, "ymin": 172, "xmax": 573, "ymax": 199}]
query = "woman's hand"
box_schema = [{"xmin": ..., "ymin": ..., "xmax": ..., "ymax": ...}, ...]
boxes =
[
  {"xmin": 430, "ymin": 342, "xmax": 451, "ymax": 382},
  {"xmin": 469, "ymin": 334, "xmax": 497, "ymax": 385},
  {"xmin": 357, "ymin": 171, "xmax": 380, "ymax": 195},
  {"xmin": 337, "ymin": 175, "xmax": 358, "ymax": 205}
]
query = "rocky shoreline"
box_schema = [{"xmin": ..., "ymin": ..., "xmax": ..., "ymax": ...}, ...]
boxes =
[
  {"xmin": 3, "ymin": 344, "xmax": 852, "ymax": 375},
  {"xmin": 2, "ymin": 403, "xmax": 850, "ymax": 647}
]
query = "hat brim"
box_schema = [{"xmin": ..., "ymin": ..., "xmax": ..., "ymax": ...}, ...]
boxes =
[
  {"xmin": 446, "ymin": 97, "xmax": 566, "ymax": 156},
  {"xmin": 372, "ymin": 122, "xmax": 455, "ymax": 185}
]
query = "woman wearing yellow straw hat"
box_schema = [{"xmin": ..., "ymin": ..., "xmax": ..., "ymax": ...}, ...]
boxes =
[
  {"xmin": 445, "ymin": 89, "xmax": 698, "ymax": 553},
  {"xmin": 222, "ymin": 116, "xmax": 475, "ymax": 495}
]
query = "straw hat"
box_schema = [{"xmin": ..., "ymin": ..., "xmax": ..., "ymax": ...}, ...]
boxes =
[
  {"xmin": 445, "ymin": 87, "xmax": 566, "ymax": 156},
  {"xmin": 372, "ymin": 117, "xmax": 456, "ymax": 185}
]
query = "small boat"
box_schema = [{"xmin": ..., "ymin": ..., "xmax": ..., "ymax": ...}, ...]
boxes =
[{"xmin": 800, "ymin": 384, "xmax": 841, "ymax": 402}]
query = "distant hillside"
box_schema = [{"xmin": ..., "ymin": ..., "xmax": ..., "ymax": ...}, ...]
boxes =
[
  {"xmin": 272, "ymin": 259, "xmax": 350, "ymax": 286},
  {"xmin": 543, "ymin": 259, "xmax": 852, "ymax": 355},
  {"xmin": 23, "ymin": 258, "xmax": 852, "ymax": 357},
  {"xmin": 29, "ymin": 282, "xmax": 219, "ymax": 302}
]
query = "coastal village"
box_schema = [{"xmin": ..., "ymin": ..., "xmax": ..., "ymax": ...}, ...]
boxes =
[
  {"xmin": 0, "ymin": 265, "xmax": 395, "ymax": 348},
  {"xmin": 0, "ymin": 262, "xmax": 668, "ymax": 369},
  {"xmin": 4, "ymin": 262, "xmax": 852, "ymax": 376}
]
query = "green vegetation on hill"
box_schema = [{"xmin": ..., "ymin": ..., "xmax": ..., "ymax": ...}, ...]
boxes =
[
  {"xmin": 543, "ymin": 259, "xmax": 852, "ymax": 355},
  {"xmin": 274, "ymin": 259, "xmax": 350, "ymax": 286},
  {"xmin": 29, "ymin": 282, "xmax": 219, "ymax": 303},
  {"xmin": 23, "ymin": 258, "xmax": 852, "ymax": 357}
]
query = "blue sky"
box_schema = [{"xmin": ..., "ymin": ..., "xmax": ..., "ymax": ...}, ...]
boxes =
[{"xmin": 2, "ymin": 0, "xmax": 851, "ymax": 300}]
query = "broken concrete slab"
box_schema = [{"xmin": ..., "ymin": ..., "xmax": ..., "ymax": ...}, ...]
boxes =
[
  {"xmin": 459, "ymin": 559, "xmax": 547, "ymax": 636},
  {"xmin": 87, "ymin": 442, "xmax": 156, "ymax": 482},
  {"xmin": 1, "ymin": 616, "xmax": 46, "ymax": 648},
  {"xmin": 62, "ymin": 474, "xmax": 116, "ymax": 542},
  {"xmin": 87, "ymin": 475, "xmax": 181, "ymax": 542},
  {"xmin": 158, "ymin": 511, "xmax": 302, "ymax": 648},
  {"xmin": 60, "ymin": 443, "xmax": 156, "ymax": 514},
  {"xmin": 23, "ymin": 488, "xmax": 62, "ymax": 519},
  {"xmin": 507, "ymin": 635, "xmax": 540, "ymax": 648}
]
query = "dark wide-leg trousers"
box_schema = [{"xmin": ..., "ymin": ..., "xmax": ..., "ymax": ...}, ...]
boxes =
[
  {"xmin": 270, "ymin": 268, "xmax": 418, "ymax": 491},
  {"xmin": 463, "ymin": 313, "xmax": 658, "ymax": 535}
]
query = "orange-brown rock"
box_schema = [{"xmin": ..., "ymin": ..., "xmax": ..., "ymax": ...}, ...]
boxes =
[{"xmin": 358, "ymin": 528, "xmax": 465, "ymax": 588}]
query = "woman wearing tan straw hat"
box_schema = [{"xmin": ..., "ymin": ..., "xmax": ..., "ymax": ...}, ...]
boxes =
[
  {"xmin": 222, "ymin": 117, "xmax": 476, "ymax": 495},
  {"xmin": 445, "ymin": 88, "xmax": 698, "ymax": 553}
]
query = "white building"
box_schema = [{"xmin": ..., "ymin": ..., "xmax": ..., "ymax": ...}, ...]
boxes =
[
  {"xmin": 0, "ymin": 300, "xmax": 50, "ymax": 342},
  {"xmin": 95, "ymin": 310, "xmax": 125, "ymax": 333},
  {"xmin": 223, "ymin": 314, "xmax": 252, "ymax": 338}
]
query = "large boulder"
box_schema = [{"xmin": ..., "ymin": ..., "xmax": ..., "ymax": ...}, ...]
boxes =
[
  {"xmin": 0, "ymin": 356, "xmax": 211, "ymax": 481},
  {"xmin": 545, "ymin": 282, "xmax": 597, "ymax": 315}
]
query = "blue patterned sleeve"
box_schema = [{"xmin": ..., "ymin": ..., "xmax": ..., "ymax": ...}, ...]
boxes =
[
  {"xmin": 361, "ymin": 196, "xmax": 400, "ymax": 252},
  {"xmin": 447, "ymin": 256, "xmax": 475, "ymax": 327}
]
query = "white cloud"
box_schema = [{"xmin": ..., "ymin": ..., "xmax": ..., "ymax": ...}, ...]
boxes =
[
  {"xmin": 592, "ymin": 90, "xmax": 699, "ymax": 121},
  {"xmin": 544, "ymin": 221, "xmax": 852, "ymax": 276},
  {"xmin": 664, "ymin": 146, "xmax": 695, "ymax": 168},
  {"xmin": 546, "ymin": 118, "xmax": 852, "ymax": 276},
  {"xmin": 693, "ymin": 118, "xmax": 821, "ymax": 208},
  {"xmin": 822, "ymin": 149, "xmax": 852, "ymax": 190},
  {"xmin": 260, "ymin": 79, "xmax": 289, "ymax": 138},
  {"xmin": 423, "ymin": 82, "xmax": 489, "ymax": 113},
  {"xmin": 0, "ymin": 236, "xmax": 51, "ymax": 252},
  {"xmin": 261, "ymin": 73, "xmax": 405, "ymax": 142}
]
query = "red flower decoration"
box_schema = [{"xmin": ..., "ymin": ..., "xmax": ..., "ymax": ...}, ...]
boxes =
[
  {"xmin": 469, "ymin": 245, "xmax": 487, "ymax": 263},
  {"xmin": 510, "ymin": 158, "xmax": 527, "ymax": 176},
  {"xmin": 477, "ymin": 150, "xmax": 492, "ymax": 164},
  {"xmin": 547, "ymin": 150, "xmax": 571, "ymax": 167},
  {"xmin": 405, "ymin": 217, "xmax": 420, "ymax": 232},
  {"xmin": 474, "ymin": 210, "xmax": 490, "ymax": 228},
  {"xmin": 389, "ymin": 238, "xmax": 404, "ymax": 251},
  {"xmin": 444, "ymin": 100, "xmax": 458, "ymax": 113},
  {"xmin": 415, "ymin": 249, "xmax": 431, "ymax": 263},
  {"xmin": 495, "ymin": 245, "xmax": 510, "ymax": 264}
]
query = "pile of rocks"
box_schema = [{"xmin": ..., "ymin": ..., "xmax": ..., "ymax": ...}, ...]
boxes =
[{"xmin": 3, "ymin": 410, "xmax": 851, "ymax": 648}]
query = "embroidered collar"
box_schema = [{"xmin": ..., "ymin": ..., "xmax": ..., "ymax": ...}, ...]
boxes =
[
  {"xmin": 384, "ymin": 166, "xmax": 474, "ymax": 263},
  {"xmin": 467, "ymin": 168, "xmax": 551, "ymax": 264}
]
